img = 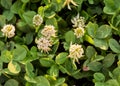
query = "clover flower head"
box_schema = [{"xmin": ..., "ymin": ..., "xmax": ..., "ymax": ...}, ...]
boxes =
[
  {"xmin": 41, "ymin": 25, "xmax": 56, "ymax": 39},
  {"xmin": 74, "ymin": 27, "xmax": 85, "ymax": 38},
  {"xmin": 68, "ymin": 43, "xmax": 84, "ymax": 63},
  {"xmin": 63, "ymin": 0, "xmax": 78, "ymax": 10},
  {"xmin": 35, "ymin": 37, "xmax": 52, "ymax": 53},
  {"xmin": 71, "ymin": 14, "xmax": 85, "ymax": 28},
  {"xmin": 33, "ymin": 14, "xmax": 43, "ymax": 27},
  {"xmin": 1, "ymin": 24, "xmax": 15, "ymax": 38}
]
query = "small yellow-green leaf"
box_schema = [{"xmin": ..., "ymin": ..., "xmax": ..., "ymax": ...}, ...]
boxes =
[
  {"xmin": 49, "ymin": 65, "xmax": 59, "ymax": 77},
  {"xmin": 38, "ymin": 6, "xmax": 45, "ymax": 18},
  {"xmin": 1, "ymin": 50, "xmax": 12, "ymax": 63},
  {"xmin": 8, "ymin": 61, "xmax": 21, "ymax": 74}
]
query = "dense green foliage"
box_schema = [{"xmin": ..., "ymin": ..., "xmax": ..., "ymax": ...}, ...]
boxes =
[{"xmin": 0, "ymin": 0, "xmax": 120, "ymax": 86}]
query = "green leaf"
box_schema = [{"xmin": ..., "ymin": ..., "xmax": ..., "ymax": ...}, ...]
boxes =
[
  {"xmin": 2, "ymin": 68, "xmax": 15, "ymax": 75},
  {"xmin": 30, "ymin": 0, "xmax": 40, "ymax": 3},
  {"xmin": 1, "ymin": 50, "xmax": 12, "ymax": 63},
  {"xmin": 24, "ymin": 74, "xmax": 36, "ymax": 83},
  {"xmin": 63, "ymin": 42, "xmax": 70, "ymax": 51},
  {"xmin": 4, "ymin": 79, "xmax": 19, "ymax": 86},
  {"xmin": 25, "ymin": 32, "xmax": 34, "ymax": 45},
  {"xmin": 21, "ymin": 0, "xmax": 29, "ymax": 3},
  {"xmin": 1, "ymin": 0, "xmax": 12, "ymax": 9},
  {"xmin": 39, "ymin": 58, "xmax": 54, "ymax": 67},
  {"xmin": 16, "ymin": 20, "xmax": 31, "ymax": 33},
  {"xmin": 71, "ymin": 70, "xmax": 81, "ymax": 79},
  {"xmin": 65, "ymin": 31, "xmax": 75, "ymax": 43},
  {"xmin": 112, "ymin": 13, "xmax": 120, "ymax": 27},
  {"xmin": 88, "ymin": 0, "xmax": 94, "ymax": 4},
  {"xmin": 95, "ymin": 82, "xmax": 105, "ymax": 86},
  {"xmin": 51, "ymin": 40, "xmax": 59, "ymax": 53},
  {"xmin": 64, "ymin": 59, "xmax": 76, "ymax": 74},
  {"xmin": 88, "ymin": 62, "xmax": 102, "ymax": 71},
  {"xmin": 3, "ymin": 10, "xmax": 14, "ymax": 21},
  {"xmin": 105, "ymin": 79, "xmax": 119, "ymax": 86},
  {"xmin": 10, "ymin": 0, "xmax": 23, "ymax": 14},
  {"xmin": 0, "ymin": 15, "xmax": 6, "ymax": 27},
  {"xmin": 25, "ymin": 62, "xmax": 36, "ymax": 83},
  {"xmin": 84, "ymin": 35, "xmax": 94, "ymax": 45},
  {"xmin": 52, "ymin": 0, "xmax": 64, "ymax": 11},
  {"xmin": 25, "ymin": 82, "xmax": 35, "ymax": 86},
  {"xmin": 45, "ymin": 17, "xmax": 58, "ymax": 28},
  {"xmin": 103, "ymin": 0, "xmax": 120, "ymax": 15},
  {"xmin": 86, "ymin": 22, "xmax": 98, "ymax": 38},
  {"xmin": 118, "ymin": 76, "xmax": 120, "ymax": 85},
  {"xmin": 55, "ymin": 52, "xmax": 68, "ymax": 64},
  {"xmin": 59, "ymin": 65, "xmax": 70, "ymax": 75},
  {"xmin": 38, "ymin": 6, "xmax": 45, "ymax": 18},
  {"xmin": 94, "ymin": 73, "xmax": 105, "ymax": 82},
  {"xmin": 45, "ymin": 75, "xmax": 56, "ymax": 85},
  {"xmin": 8, "ymin": 61, "xmax": 21, "ymax": 74},
  {"xmin": 29, "ymin": 46, "xmax": 38, "ymax": 61},
  {"xmin": 93, "ymin": 55, "xmax": 104, "ymax": 62},
  {"xmin": 95, "ymin": 25, "xmax": 112, "ymax": 39},
  {"xmin": 22, "ymin": 11, "xmax": 36, "ymax": 26},
  {"xmin": 25, "ymin": 62, "xmax": 34, "ymax": 72},
  {"xmin": 35, "ymin": 76, "xmax": 50, "ymax": 86},
  {"xmin": 12, "ymin": 44, "xmax": 27, "ymax": 61},
  {"xmin": 94, "ymin": 38, "xmax": 108, "ymax": 50},
  {"xmin": 49, "ymin": 65, "xmax": 59, "ymax": 77},
  {"xmin": 85, "ymin": 46, "xmax": 96, "ymax": 59},
  {"xmin": 109, "ymin": 38, "xmax": 120, "ymax": 53},
  {"xmin": 55, "ymin": 78, "xmax": 65, "ymax": 86},
  {"xmin": 0, "ymin": 61, "xmax": 3, "ymax": 75},
  {"xmin": 109, "ymin": 71, "xmax": 114, "ymax": 79},
  {"xmin": 113, "ymin": 66, "xmax": 120, "ymax": 79},
  {"xmin": 103, "ymin": 53, "xmax": 115, "ymax": 68},
  {"xmin": 44, "ymin": 5, "xmax": 56, "ymax": 18},
  {"xmin": 0, "ymin": 41, "xmax": 5, "ymax": 51}
]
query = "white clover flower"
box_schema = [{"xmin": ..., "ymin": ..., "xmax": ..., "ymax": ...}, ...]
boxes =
[
  {"xmin": 74, "ymin": 27, "xmax": 85, "ymax": 38},
  {"xmin": 41, "ymin": 25, "xmax": 56, "ymax": 39},
  {"xmin": 71, "ymin": 14, "xmax": 85, "ymax": 28},
  {"xmin": 33, "ymin": 14, "xmax": 43, "ymax": 27},
  {"xmin": 63, "ymin": 0, "xmax": 78, "ymax": 10},
  {"xmin": 68, "ymin": 43, "xmax": 84, "ymax": 63},
  {"xmin": 1, "ymin": 24, "xmax": 15, "ymax": 38},
  {"xmin": 35, "ymin": 37, "xmax": 52, "ymax": 53}
]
